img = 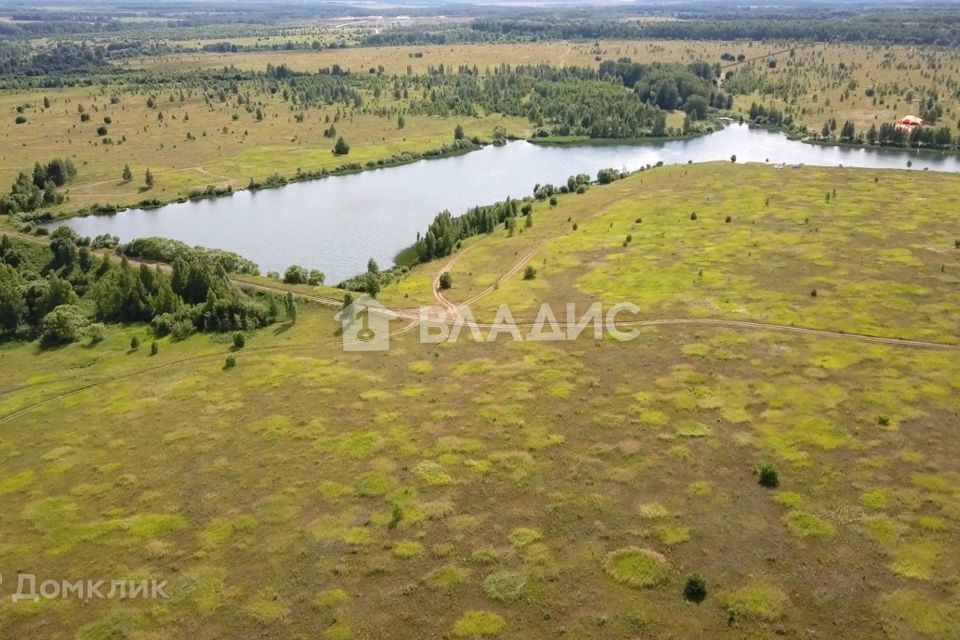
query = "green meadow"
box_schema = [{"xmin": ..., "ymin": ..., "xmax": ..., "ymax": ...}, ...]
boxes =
[{"xmin": 0, "ymin": 162, "xmax": 958, "ymax": 638}]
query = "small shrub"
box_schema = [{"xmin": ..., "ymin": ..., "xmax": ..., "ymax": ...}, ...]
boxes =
[
  {"xmin": 758, "ymin": 464, "xmax": 779, "ymax": 488},
  {"xmin": 603, "ymin": 547, "xmax": 672, "ymax": 588},
  {"xmin": 690, "ymin": 211, "xmax": 698, "ymax": 220},
  {"xmin": 88, "ymin": 323, "xmax": 105, "ymax": 345},
  {"xmin": 877, "ymin": 415, "xmax": 890, "ymax": 427},
  {"xmin": 439, "ymin": 271, "xmax": 453, "ymax": 289},
  {"xmin": 725, "ymin": 215, "xmax": 732, "ymax": 223},
  {"xmin": 549, "ymin": 196, "xmax": 558, "ymax": 206},
  {"xmin": 523, "ymin": 265, "xmax": 537, "ymax": 280},
  {"xmin": 954, "ymin": 240, "xmax": 959, "ymax": 249},
  {"xmin": 170, "ymin": 319, "xmax": 194, "ymax": 340},
  {"xmin": 225, "ymin": 355, "xmax": 237, "ymax": 369},
  {"xmin": 483, "ymin": 571, "xmax": 527, "ymax": 601},
  {"xmin": 14, "ymin": 115, "xmax": 27, "ymax": 125},
  {"xmin": 810, "ymin": 288, "xmax": 818, "ymax": 297},
  {"xmin": 150, "ymin": 341, "xmax": 159, "ymax": 356},
  {"xmin": 684, "ymin": 574, "xmax": 708, "ymax": 603},
  {"xmin": 130, "ymin": 335, "xmax": 140, "ymax": 350},
  {"xmin": 453, "ymin": 611, "xmax": 505, "ymax": 638},
  {"xmin": 233, "ymin": 332, "xmax": 245, "ymax": 349}
]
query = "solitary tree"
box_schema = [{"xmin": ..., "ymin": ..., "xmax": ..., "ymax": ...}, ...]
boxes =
[
  {"xmin": 285, "ymin": 291, "xmax": 297, "ymax": 323},
  {"xmin": 307, "ymin": 270, "xmax": 325, "ymax": 286},
  {"xmin": 144, "ymin": 169, "xmax": 155, "ymax": 189},
  {"xmin": 333, "ymin": 136, "xmax": 350, "ymax": 155},
  {"xmin": 122, "ymin": 164, "xmax": 133, "ymax": 182},
  {"xmin": 364, "ymin": 272, "xmax": 380, "ymax": 298},
  {"xmin": 397, "ymin": 114, "xmax": 405, "ymax": 129},
  {"xmin": 454, "ymin": 124, "xmax": 465, "ymax": 140}
]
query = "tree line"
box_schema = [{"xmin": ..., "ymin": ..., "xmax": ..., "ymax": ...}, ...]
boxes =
[
  {"xmin": 0, "ymin": 229, "xmax": 284, "ymax": 346},
  {"xmin": 406, "ymin": 167, "xmax": 627, "ymax": 266},
  {"xmin": 0, "ymin": 158, "xmax": 76, "ymax": 215},
  {"xmin": 405, "ymin": 61, "xmax": 727, "ymax": 139}
]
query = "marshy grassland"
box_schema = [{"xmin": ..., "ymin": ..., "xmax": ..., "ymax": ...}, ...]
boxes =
[{"xmin": 1, "ymin": 161, "xmax": 958, "ymax": 639}]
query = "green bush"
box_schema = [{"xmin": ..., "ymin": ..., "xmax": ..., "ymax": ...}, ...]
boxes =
[
  {"xmin": 130, "ymin": 335, "xmax": 140, "ymax": 350},
  {"xmin": 758, "ymin": 464, "xmax": 779, "ymax": 488},
  {"xmin": 683, "ymin": 574, "xmax": 708, "ymax": 603},
  {"xmin": 170, "ymin": 319, "xmax": 195, "ymax": 341},
  {"xmin": 150, "ymin": 341, "xmax": 159, "ymax": 356},
  {"xmin": 122, "ymin": 237, "xmax": 258, "ymax": 275},
  {"xmin": 523, "ymin": 265, "xmax": 537, "ymax": 280},
  {"xmin": 333, "ymin": 136, "xmax": 350, "ymax": 155},
  {"xmin": 233, "ymin": 332, "xmax": 245, "ymax": 349},
  {"xmin": 87, "ymin": 323, "xmax": 105, "ymax": 345},
  {"xmin": 439, "ymin": 272, "xmax": 453, "ymax": 289},
  {"xmin": 40, "ymin": 305, "xmax": 87, "ymax": 346},
  {"xmin": 224, "ymin": 355, "xmax": 237, "ymax": 369},
  {"xmin": 283, "ymin": 265, "xmax": 308, "ymax": 284}
]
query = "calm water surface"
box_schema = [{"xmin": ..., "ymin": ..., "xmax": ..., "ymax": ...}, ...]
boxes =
[{"xmin": 49, "ymin": 124, "xmax": 960, "ymax": 283}]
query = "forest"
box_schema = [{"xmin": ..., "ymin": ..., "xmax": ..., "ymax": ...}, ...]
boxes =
[{"xmin": 0, "ymin": 229, "xmax": 283, "ymax": 345}]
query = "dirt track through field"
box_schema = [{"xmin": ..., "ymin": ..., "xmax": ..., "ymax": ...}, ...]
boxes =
[{"xmin": 2, "ymin": 217, "xmax": 958, "ymax": 425}]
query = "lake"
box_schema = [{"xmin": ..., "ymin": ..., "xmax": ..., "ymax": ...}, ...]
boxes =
[{"xmin": 49, "ymin": 123, "xmax": 960, "ymax": 283}]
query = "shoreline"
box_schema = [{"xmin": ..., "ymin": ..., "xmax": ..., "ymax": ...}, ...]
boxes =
[
  {"xmin": 39, "ymin": 121, "xmax": 958, "ymax": 226},
  {"xmin": 52, "ymin": 137, "xmax": 489, "ymax": 222}
]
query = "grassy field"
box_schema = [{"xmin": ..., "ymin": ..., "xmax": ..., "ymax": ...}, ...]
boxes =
[
  {"xmin": 405, "ymin": 162, "xmax": 960, "ymax": 342},
  {"xmin": 128, "ymin": 39, "xmax": 960, "ymax": 138},
  {"xmin": 0, "ymin": 81, "xmax": 528, "ymax": 213},
  {"xmin": 728, "ymin": 42, "xmax": 960, "ymax": 137},
  {"xmin": 125, "ymin": 40, "xmax": 781, "ymax": 75},
  {"xmin": 0, "ymin": 162, "xmax": 958, "ymax": 639}
]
